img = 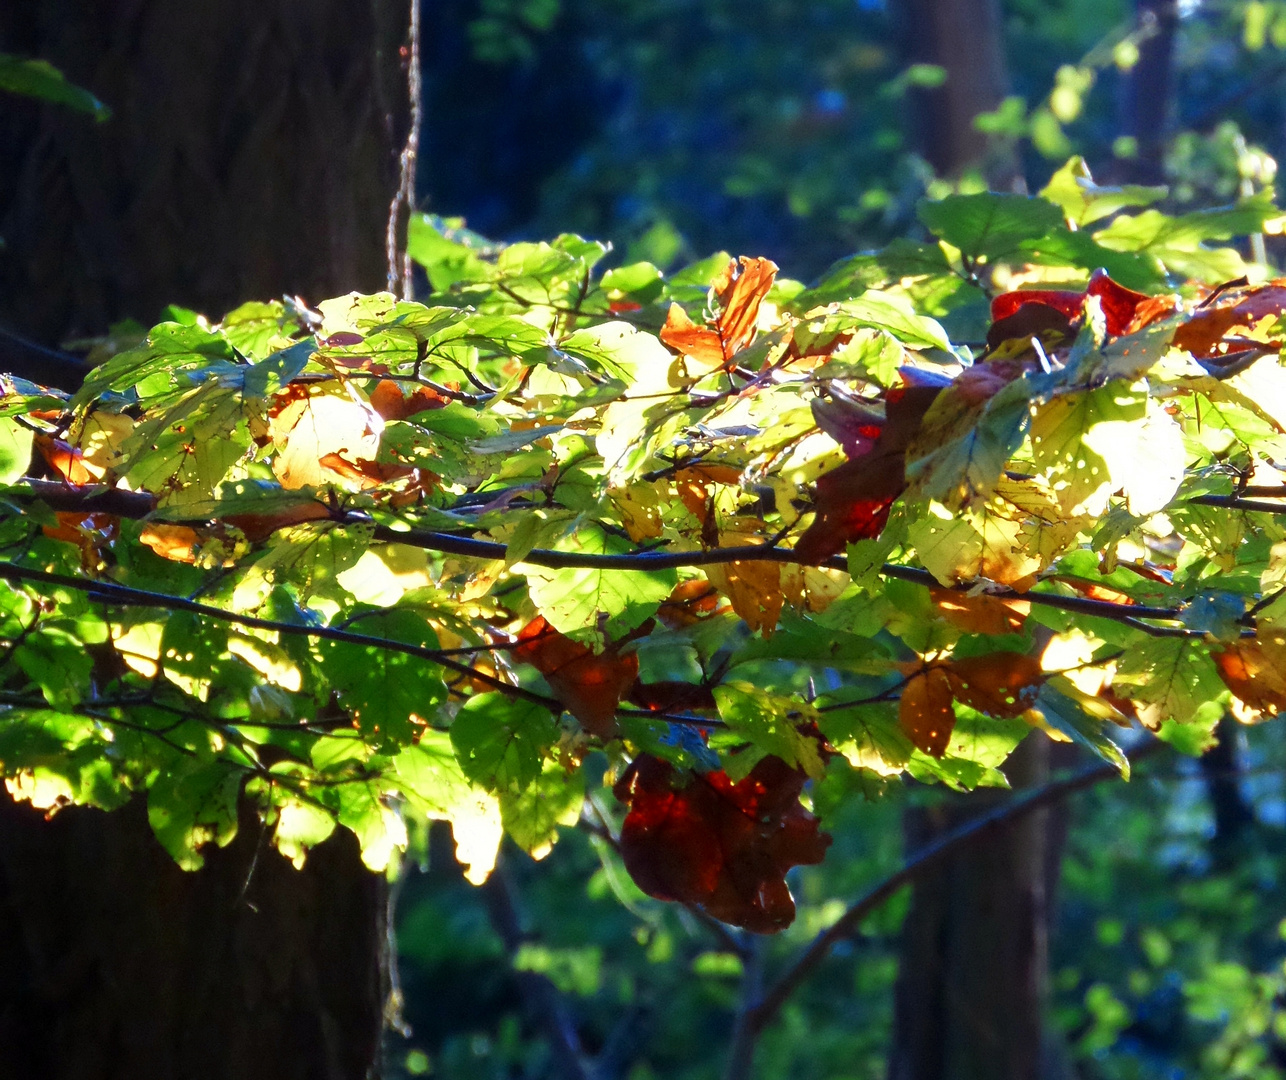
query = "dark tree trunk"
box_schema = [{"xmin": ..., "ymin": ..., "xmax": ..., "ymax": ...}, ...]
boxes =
[
  {"xmin": 889, "ymin": 736, "xmax": 1054, "ymax": 1080},
  {"xmin": 0, "ymin": 2, "xmax": 409, "ymax": 1075},
  {"xmin": 1201, "ymin": 713, "xmax": 1256, "ymax": 869},
  {"xmin": 0, "ymin": 0, "xmax": 407, "ymax": 350},
  {"xmin": 898, "ymin": 0, "xmax": 1013, "ymax": 177},
  {"xmin": 1119, "ymin": 0, "xmax": 1179, "ymax": 184},
  {"xmin": 0, "ymin": 794, "xmax": 388, "ymax": 1079}
]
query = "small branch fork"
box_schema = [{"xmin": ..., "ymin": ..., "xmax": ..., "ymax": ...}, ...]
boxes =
[{"xmin": 719, "ymin": 740, "xmax": 1167, "ymax": 1079}]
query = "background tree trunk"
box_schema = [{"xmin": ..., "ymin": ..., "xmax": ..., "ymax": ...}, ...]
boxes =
[
  {"xmin": 1119, "ymin": 0, "xmax": 1179, "ymax": 184},
  {"xmin": 898, "ymin": 0, "xmax": 1013, "ymax": 177},
  {"xmin": 0, "ymin": 2, "xmax": 409, "ymax": 1075},
  {"xmin": 888, "ymin": 737, "xmax": 1055, "ymax": 1080}
]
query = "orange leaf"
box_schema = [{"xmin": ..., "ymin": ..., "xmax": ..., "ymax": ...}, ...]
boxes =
[
  {"xmin": 1172, "ymin": 282, "xmax": 1286, "ymax": 357},
  {"xmin": 711, "ymin": 256, "xmax": 779, "ymax": 356},
  {"xmin": 33, "ymin": 434, "xmax": 95, "ymax": 485},
  {"xmin": 659, "ymin": 304, "xmax": 726, "ymax": 369},
  {"xmin": 704, "ymin": 559, "xmax": 783, "ymax": 636},
  {"xmin": 657, "ymin": 579, "xmax": 726, "ymax": 628},
  {"xmin": 139, "ymin": 524, "xmax": 201, "ymax": 564},
  {"xmin": 1212, "ymin": 639, "xmax": 1286, "ymax": 719},
  {"xmin": 899, "ymin": 666, "xmax": 956, "ymax": 757},
  {"xmin": 368, "ymin": 379, "xmax": 448, "ymax": 421},
  {"xmin": 659, "ymin": 256, "xmax": 778, "ymax": 373},
  {"xmin": 945, "ymin": 652, "xmax": 1044, "ymax": 718},
  {"xmin": 930, "ymin": 587, "xmax": 1029, "ymax": 635}
]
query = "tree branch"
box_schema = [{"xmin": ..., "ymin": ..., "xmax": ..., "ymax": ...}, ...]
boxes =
[
  {"xmin": 0, "ymin": 560, "xmax": 563, "ymax": 712},
  {"xmin": 739, "ymin": 740, "xmax": 1167, "ymax": 1046},
  {"xmin": 5, "ymin": 480, "xmax": 1201, "ymax": 633}
]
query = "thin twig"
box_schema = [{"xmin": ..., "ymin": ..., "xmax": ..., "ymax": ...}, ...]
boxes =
[{"xmin": 741, "ymin": 740, "xmax": 1167, "ymax": 1044}]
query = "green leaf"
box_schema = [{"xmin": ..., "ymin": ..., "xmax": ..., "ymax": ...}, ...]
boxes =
[
  {"xmin": 407, "ymin": 213, "xmax": 497, "ymax": 291},
  {"xmin": 1039, "ymin": 156, "xmax": 1167, "ymax": 227},
  {"xmin": 713, "ymin": 683, "xmax": 826, "ymax": 779},
  {"xmin": 1114, "ymin": 637, "xmax": 1227, "ymax": 729},
  {"xmin": 147, "ymin": 760, "xmax": 243, "ymax": 871},
  {"xmin": 523, "ymin": 523, "xmax": 677, "ymax": 637},
  {"xmin": 320, "ymin": 609, "xmax": 448, "ymax": 748},
  {"xmin": 918, "ymin": 193, "xmax": 1064, "ymax": 262},
  {"xmin": 499, "ymin": 761, "xmax": 585, "ymax": 857},
  {"xmin": 1035, "ymin": 684, "xmax": 1130, "ymax": 776},
  {"xmin": 0, "ymin": 417, "xmax": 34, "ymax": 484},
  {"xmin": 0, "ymin": 53, "xmax": 110, "ymax": 119},
  {"xmin": 450, "ymin": 692, "xmax": 555, "ymax": 793}
]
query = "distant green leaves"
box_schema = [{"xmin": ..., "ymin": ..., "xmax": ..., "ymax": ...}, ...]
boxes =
[{"xmin": 0, "ymin": 53, "xmax": 110, "ymax": 120}]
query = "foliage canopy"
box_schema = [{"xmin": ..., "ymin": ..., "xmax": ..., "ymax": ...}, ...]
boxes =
[{"xmin": 3, "ymin": 159, "xmax": 1286, "ymax": 933}]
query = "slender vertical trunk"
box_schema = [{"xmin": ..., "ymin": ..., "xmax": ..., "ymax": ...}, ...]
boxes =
[
  {"xmin": 1201, "ymin": 714, "xmax": 1256, "ymax": 870},
  {"xmin": 1120, "ymin": 0, "xmax": 1179, "ymax": 184},
  {"xmin": 0, "ymin": 3, "xmax": 409, "ymax": 1074},
  {"xmin": 898, "ymin": 0, "xmax": 1013, "ymax": 177},
  {"xmin": 889, "ymin": 736, "xmax": 1052, "ymax": 1080}
]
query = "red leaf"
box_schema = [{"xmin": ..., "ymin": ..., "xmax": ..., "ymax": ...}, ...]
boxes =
[
  {"xmin": 794, "ymin": 383, "xmax": 941, "ymax": 563},
  {"xmin": 514, "ymin": 617, "xmax": 637, "ymax": 738},
  {"xmin": 989, "ymin": 269, "xmax": 1157, "ymax": 340},
  {"xmin": 614, "ymin": 753, "xmax": 831, "ymax": 932}
]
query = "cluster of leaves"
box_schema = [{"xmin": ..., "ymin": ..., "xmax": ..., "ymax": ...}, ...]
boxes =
[{"xmin": 2, "ymin": 158, "xmax": 1286, "ymax": 932}]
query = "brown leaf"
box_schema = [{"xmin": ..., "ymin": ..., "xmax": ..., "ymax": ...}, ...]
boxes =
[
  {"xmin": 514, "ymin": 616, "xmax": 637, "ymax": 738},
  {"xmin": 614, "ymin": 752, "xmax": 831, "ymax": 933},
  {"xmin": 945, "ymin": 652, "xmax": 1045, "ymax": 718},
  {"xmin": 899, "ymin": 666, "xmax": 956, "ymax": 756},
  {"xmin": 1172, "ymin": 282, "xmax": 1286, "ymax": 357},
  {"xmin": 225, "ymin": 501, "xmax": 332, "ymax": 543},
  {"xmin": 794, "ymin": 383, "xmax": 942, "ymax": 564},
  {"xmin": 930, "ymin": 587, "xmax": 1030, "ymax": 635}
]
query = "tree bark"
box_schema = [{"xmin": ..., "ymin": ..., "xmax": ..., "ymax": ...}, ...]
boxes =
[
  {"xmin": 0, "ymin": 794, "xmax": 387, "ymax": 1080},
  {"xmin": 898, "ymin": 0, "xmax": 1013, "ymax": 177},
  {"xmin": 888, "ymin": 736, "xmax": 1052, "ymax": 1080},
  {"xmin": 1201, "ymin": 713, "xmax": 1256, "ymax": 870},
  {"xmin": 0, "ymin": 3, "xmax": 408, "ymax": 1075},
  {"xmin": 0, "ymin": 0, "xmax": 407, "ymax": 348}
]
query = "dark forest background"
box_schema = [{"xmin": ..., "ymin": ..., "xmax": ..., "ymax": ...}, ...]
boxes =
[{"xmin": 2, "ymin": 2, "xmax": 1286, "ymax": 1079}]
